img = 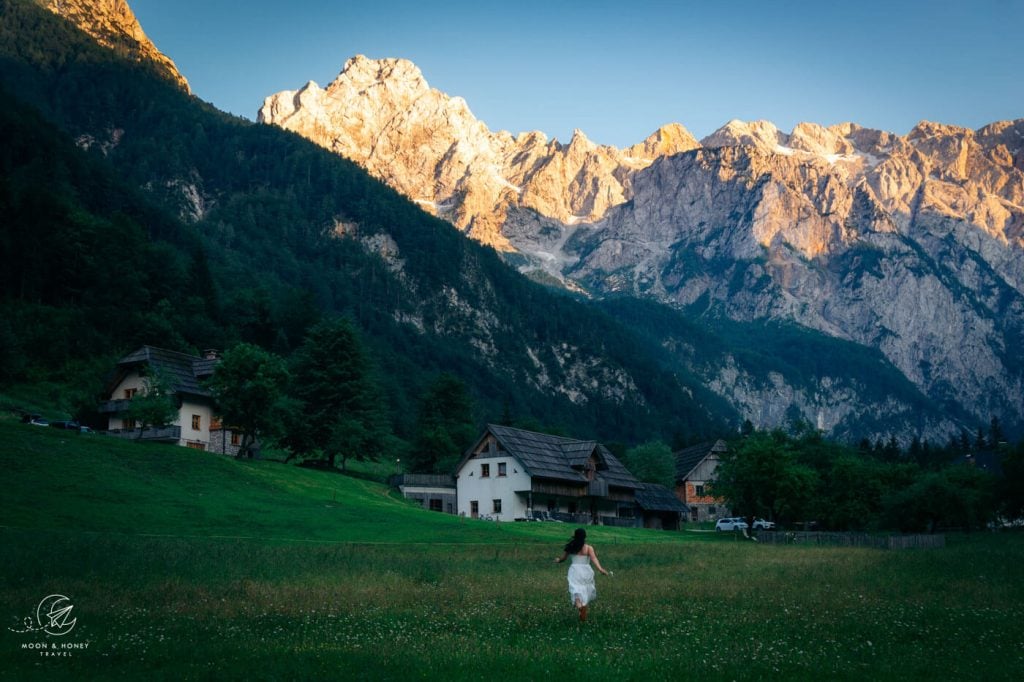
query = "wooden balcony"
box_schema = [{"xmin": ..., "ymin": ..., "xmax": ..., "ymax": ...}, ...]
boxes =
[
  {"xmin": 97, "ymin": 399, "xmax": 132, "ymax": 414},
  {"xmin": 106, "ymin": 425, "xmax": 181, "ymax": 442},
  {"xmin": 530, "ymin": 480, "xmax": 587, "ymax": 498},
  {"xmin": 389, "ymin": 474, "xmax": 456, "ymax": 489}
]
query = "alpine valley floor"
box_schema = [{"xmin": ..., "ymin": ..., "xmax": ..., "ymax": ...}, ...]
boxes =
[{"xmin": 1, "ymin": 423, "xmax": 1023, "ymax": 680}]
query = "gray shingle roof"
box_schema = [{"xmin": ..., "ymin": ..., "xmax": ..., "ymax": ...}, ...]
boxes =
[
  {"xmin": 635, "ymin": 483, "xmax": 688, "ymax": 512},
  {"xmin": 674, "ymin": 439, "xmax": 727, "ymax": 481},
  {"xmin": 484, "ymin": 424, "xmax": 639, "ymax": 490},
  {"xmin": 114, "ymin": 346, "xmax": 214, "ymax": 398}
]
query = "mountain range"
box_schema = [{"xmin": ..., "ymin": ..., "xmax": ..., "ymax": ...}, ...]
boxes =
[
  {"xmin": 3, "ymin": 0, "xmax": 1020, "ymax": 442},
  {"xmin": 260, "ymin": 56, "xmax": 1024, "ymax": 439},
  {"xmin": 0, "ymin": 0, "xmax": 731, "ymax": 446}
]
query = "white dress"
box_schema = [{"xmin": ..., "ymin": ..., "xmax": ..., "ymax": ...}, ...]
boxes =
[{"xmin": 567, "ymin": 554, "xmax": 597, "ymax": 606}]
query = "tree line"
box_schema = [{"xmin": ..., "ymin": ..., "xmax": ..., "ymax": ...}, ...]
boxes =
[
  {"xmin": 711, "ymin": 428, "xmax": 1024, "ymax": 533},
  {"xmin": 119, "ymin": 318, "xmax": 478, "ymax": 476},
  {"xmin": 122, "ymin": 322, "xmax": 1024, "ymax": 536}
]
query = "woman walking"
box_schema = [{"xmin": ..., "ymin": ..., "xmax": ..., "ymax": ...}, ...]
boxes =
[{"xmin": 554, "ymin": 527, "xmax": 609, "ymax": 622}]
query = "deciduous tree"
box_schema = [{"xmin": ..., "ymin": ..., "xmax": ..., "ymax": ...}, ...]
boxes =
[
  {"xmin": 127, "ymin": 366, "xmax": 177, "ymax": 439},
  {"xmin": 621, "ymin": 441, "xmax": 675, "ymax": 488},
  {"xmin": 712, "ymin": 431, "xmax": 818, "ymax": 527},
  {"xmin": 207, "ymin": 343, "xmax": 288, "ymax": 459}
]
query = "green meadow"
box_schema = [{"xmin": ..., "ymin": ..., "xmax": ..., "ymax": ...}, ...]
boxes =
[{"xmin": 1, "ymin": 422, "xmax": 1022, "ymax": 680}]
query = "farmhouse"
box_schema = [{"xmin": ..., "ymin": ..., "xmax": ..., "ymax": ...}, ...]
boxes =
[
  {"xmin": 674, "ymin": 440, "xmax": 729, "ymax": 523},
  {"xmin": 98, "ymin": 345, "xmax": 248, "ymax": 454},
  {"xmin": 455, "ymin": 424, "xmax": 640, "ymax": 524}
]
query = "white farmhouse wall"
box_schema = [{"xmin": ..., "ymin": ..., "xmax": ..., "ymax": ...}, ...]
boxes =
[
  {"xmin": 108, "ymin": 371, "xmax": 146, "ymax": 430},
  {"xmin": 456, "ymin": 455, "xmax": 531, "ymax": 521},
  {"xmin": 179, "ymin": 400, "xmax": 212, "ymax": 448},
  {"xmin": 108, "ymin": 371, "xmax": 212, "ymax": 448}
]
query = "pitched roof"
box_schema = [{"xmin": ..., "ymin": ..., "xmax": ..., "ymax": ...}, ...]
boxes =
[
  {"xmin": 113, "ymin": 346, "xmax": 215, "ymax": 398},
  {"xmin": 674, "ymin": 439, "xmax": 727, "ymax": 481},
  {"xmin": 480, "ymin": 424, "xmax": 639, "ymax": 490},
  {"xmin": 635, "ymin": 483, "xmax": 688, "ymax": 512}
]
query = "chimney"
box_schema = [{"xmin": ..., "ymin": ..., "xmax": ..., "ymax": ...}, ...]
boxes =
[{"xmin": 203, "ymin": 349, "xmax": 220, "ymax": 360}]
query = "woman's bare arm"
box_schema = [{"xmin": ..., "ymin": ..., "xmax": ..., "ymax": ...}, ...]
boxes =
[
  {"xmin": 554, "ymin": 551, "xmax": 568, "ymax": 564},
  {"xmin": 588, "ymin": 545, "xmax": 609, "ymax": 575}
]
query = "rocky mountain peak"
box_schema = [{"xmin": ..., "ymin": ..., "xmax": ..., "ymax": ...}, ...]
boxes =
[
  {"xmin": 39, "ymin": 0, "xmax": 189, "ymax": 92},
  {"xmin": 625, "ymin": 123, "xmax": 700, "ymax": 161},
  {"xmin": 259, "ymin": 55, "xmax": 1023, "ymax": 437},
  {"xmin": 908, "ymin": 119, "xmax": 972, "ymax": 141},
  {"xmin": 701, "ymin": 119, "xmax": 785, "ymax": 150},
  {"xmin": 260, "ymin": 55, "xmax": 703, "ymax": 252},
  {"xmin": 788, "ymin": 122, "xmax": 855, "ymax": 156},
  {"xmin": 335, "ymin": 54, "xmax": 427, "ymax": 94}
]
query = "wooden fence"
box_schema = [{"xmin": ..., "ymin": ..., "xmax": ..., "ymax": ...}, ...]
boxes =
[{"xmin": 756, "ymin": 531, "xmax": 945, "ymax": 550}]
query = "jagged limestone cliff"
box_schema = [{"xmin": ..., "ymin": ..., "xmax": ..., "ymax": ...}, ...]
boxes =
[
  {"xmin": 260, "ymin": 56, "xmax": 1024, "ymax": 437},
  {"xmin": 39, "ymin": 0, "xmax": 189, "ymax": 91},
  {"xmin": 259, "ymin": 56, "xmax": 698, "ymax": 255}
]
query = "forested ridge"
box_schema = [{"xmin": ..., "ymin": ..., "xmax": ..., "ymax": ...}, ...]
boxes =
[
  {"xmin": 0, "ymin": 0, "xmax": 1005, "ymax": 458},
  {"xmin": 0, "ymin": 0, "xmax": 733, "ymax": 447}
]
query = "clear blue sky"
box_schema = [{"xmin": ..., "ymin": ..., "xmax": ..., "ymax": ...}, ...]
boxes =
[{"xmin": 131, "ymin": 0, "xmax": 1024, "ymax": 147}]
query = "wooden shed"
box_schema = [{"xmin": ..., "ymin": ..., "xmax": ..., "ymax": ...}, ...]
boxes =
[{"xmin": 634, "ymin": 483, "xmax": 689, "ymax": 530}]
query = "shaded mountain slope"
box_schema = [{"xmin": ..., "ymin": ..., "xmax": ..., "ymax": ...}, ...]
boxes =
[{"xmin": 0, "ymin": 0, "xmax": 732, "ymax": 445}]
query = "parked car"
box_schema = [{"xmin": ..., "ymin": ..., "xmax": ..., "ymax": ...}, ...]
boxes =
[
  {"xmin": 715, "ymin": 517, "xmax": 749, "ymax": 532},
  {"xmin": 49, "ymin": 420, "xmax": 81, "ymax": 430},
  {"xmin": 752, "ymin": 518, "xmax": 775, "ymax": 530},
  {"xmin": 29, "ymin": 417, "xmax": 49, "ymax": 427}
]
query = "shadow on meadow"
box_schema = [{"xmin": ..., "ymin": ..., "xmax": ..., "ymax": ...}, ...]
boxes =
[{"xmin": 3, "ymin": 529, "xmax": 1023, "ymax": 680}]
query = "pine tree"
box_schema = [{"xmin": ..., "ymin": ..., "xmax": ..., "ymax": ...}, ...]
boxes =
[
  {"xmin": 411, "ymin": 373, "xmax": 476, "ymax": 474},
  {"xmin": 959, "ymin": 429, "xmax": 971, "ymax": 453},
  {"xmin": 883, "ymin": 435, "xmax": 902, "ymax": 462},
  {"xmin": 989, "ymin": 416, "xmax": 1005, "ymax": 448},
  {"xmin": 909, "ymin": 436, "xmax": 923, "ymax": 465},
  {"xmin": 286, "ymin": 318, "xmax": 388, "ymax": 470}
]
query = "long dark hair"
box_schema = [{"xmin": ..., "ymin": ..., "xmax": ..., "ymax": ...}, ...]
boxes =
[{"xmin": 564, "ymin": 528, "xmax": 586, "ymax": 554}]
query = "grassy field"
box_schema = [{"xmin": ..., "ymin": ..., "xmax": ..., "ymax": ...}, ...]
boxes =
[{"xmin": 1, "ymin": 421, "xmax": 1023, "ymax": 680}]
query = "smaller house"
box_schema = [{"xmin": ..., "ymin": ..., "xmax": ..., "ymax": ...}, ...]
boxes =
[
  {"xmin": 98, "ymin": 345, "xmax": 249, "ymax": 453},
  {"xmin": 390, "ymin": 474, "xmax": 457, "ymax": 514},
  {"xmin": 674, "ymin": 440, "xmax": 729, "ymax": 523},
  {"xmin": 634, "ymin": 483, "xmax": 689, "ymax": 530}
]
